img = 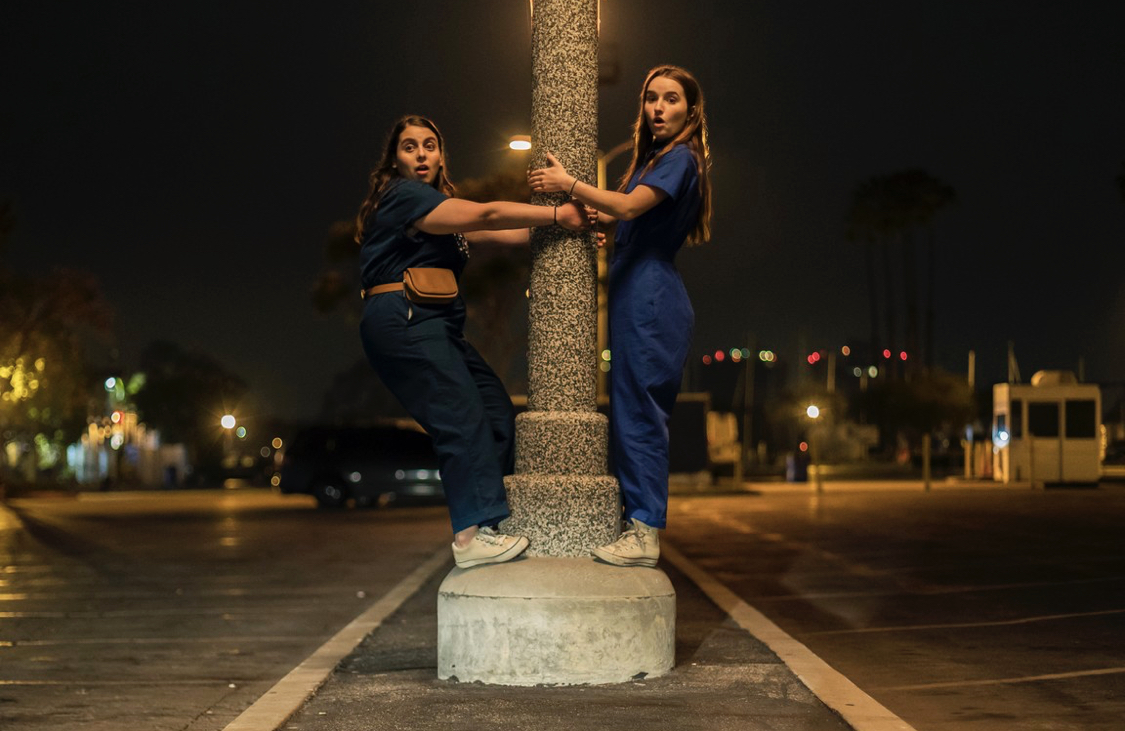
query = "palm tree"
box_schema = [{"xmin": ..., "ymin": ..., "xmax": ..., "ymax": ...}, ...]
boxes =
[{"xmin": 846, "ymin": 171, "xmax": 955, "ymax": 376}]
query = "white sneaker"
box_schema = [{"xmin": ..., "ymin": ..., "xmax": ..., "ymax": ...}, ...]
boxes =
[
  {"xmin": 452, "ymin": 526, "xmax": 529, "ymax": 568},
  {"xmin": 592, "ymin": 518, "xmax": 659, "ymax": 567}
]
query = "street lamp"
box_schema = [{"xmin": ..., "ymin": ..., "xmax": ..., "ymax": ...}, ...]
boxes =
[
  {"xmin": 806, "ymin": 404, "xmax": 824, "ymax": 493},
  {"xmin": 220, "ymin": 414, "xmax": 236, "ymax": 466},
  {"xmin": 594, "ymin": 140, "xmax": 633, "ymax": 399}
]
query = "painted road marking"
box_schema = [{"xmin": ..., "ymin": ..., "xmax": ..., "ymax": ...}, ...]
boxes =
[
  {"xmin": 662, "ymin": 540, "xmax": 919, "ymax": 731},
  {"xmin": 220, "ymin": 543, "xmax": 451, "ymax": 731},
  {"xmin": 876, "ymin": 666, "xmax": 1125, "ymax": 691}
]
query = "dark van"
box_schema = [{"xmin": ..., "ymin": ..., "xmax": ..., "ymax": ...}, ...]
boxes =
[{"xmin": 277, "ymin": 422, "xmax": 444, "ymax": 508}]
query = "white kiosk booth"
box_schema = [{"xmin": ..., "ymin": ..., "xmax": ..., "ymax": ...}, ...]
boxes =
[{"xmin": 992, "ymin": 370, "xmax": 1101, "ymax": 485}]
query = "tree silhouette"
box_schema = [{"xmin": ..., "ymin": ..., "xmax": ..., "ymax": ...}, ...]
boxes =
[
  {"xmin": 845, "ymin": 170, "xmax": 955, "ymax": 375},
  {"xmin": 132, "ymin": 340, "xmax": 247, "ymax": 477},
  {"xmin": 1, "ymin": 205, "xmax": 115, "ymax": 481}
]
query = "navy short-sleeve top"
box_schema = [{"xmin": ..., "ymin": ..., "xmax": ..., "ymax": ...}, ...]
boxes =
[
  {"xmin": 614, "ymin": 143, "xmax": 700, "ymax": 262},
  {"xmin": 358, "ymin": 179, "xmax": 466, "ymax": 288}
]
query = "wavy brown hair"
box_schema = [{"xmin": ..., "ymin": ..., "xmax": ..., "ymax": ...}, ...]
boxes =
[
  {"xmin": 618, "ymin": 65, "xmax": 712, "ymax": 245},
  {"xmin": 354, "ymin": 115, "xmax": 458, "ymax": 243}
]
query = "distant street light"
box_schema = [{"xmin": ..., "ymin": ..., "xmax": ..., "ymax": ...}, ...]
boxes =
[
  {"xmin": 805, "ymin": 404, "xmax": 824, "ymax": 493},
  {"xmin": 220, "ymin": 414, "xmax": 236, "ymax": 430},
  {"xmin": 508, "ymin": 135, "xmax": 532, "ymax": 151}
]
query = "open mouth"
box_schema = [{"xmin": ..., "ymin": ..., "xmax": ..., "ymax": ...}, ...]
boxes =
[{"xmin": 415, "ymin": 165, "xmax": 430, "ymax": 176}]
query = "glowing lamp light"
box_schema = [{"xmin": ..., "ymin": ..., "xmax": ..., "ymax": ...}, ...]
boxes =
[
  {"xmin": 110, "ymin": 411, "xmax": 123, "ymax": 424},
  {"xmin": 868, "ymin": 365, "xmax": 879, "ymax": 378},
  {"xmin": 841, "ymin": 345, "xmax": 851, "ymax": 356},
  {"xmin": 235, "ymin": 426, "xmax": 247, "ymax": 439},
  {"xmin": 899, "ymin": 351, "xmax": 908, "ymax": 361},
  {"xmin": 883, "ymin": 349, "xmax": 892, "ymax": 359},
  {"xmin": 714, "ymin": 350, "xmax": 725, "ymax": 362},
  {"xmin": 508, "ymin": 135, "xmax": 532, "ymax": 151},
  {"xmin": 806, "ymin": 405, "xmax": 820, "ymax": 419},
  {"xmin": 853, "ymin": 367, "xmax": 862, "ymax": 377},
  {"xmin": 104, "ymin": 377, "xmax": 117, "ymax": 391},
  {"xmin": 272, "ymin": 437, "xmax": 283, "ymax": 449},
  {"xmin": 702, "ymin": 354, "xmax": 713, "ymax": 365},
  {"xmin": 601, "ymin": 349, "xmax": 611, "ymax": 362},
  {"xmin": 220, "ymin": 414, "xmax": 236, "ymax": 429},
  {"xmin": 798, "ymin": 441, "xmax": 809, "ymax": 452}
]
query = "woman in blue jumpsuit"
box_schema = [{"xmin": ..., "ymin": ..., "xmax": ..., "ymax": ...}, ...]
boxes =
[
  {"xmin": 356, "ymin": 115, "xmax": 590, "ymax": 568},
  {"xmin": 528, "ymin": 66, "xmax": 713, "ymax": 567}
]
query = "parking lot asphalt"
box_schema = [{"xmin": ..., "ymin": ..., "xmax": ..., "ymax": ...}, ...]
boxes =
[{"xmin": 223, "ymin": 535, "xmax": 919, "ymax": 731}]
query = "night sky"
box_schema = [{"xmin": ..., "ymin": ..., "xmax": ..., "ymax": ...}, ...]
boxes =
[{"xmin": 3, "ymin": 1, "xmax": 1123, "ymax": 423}]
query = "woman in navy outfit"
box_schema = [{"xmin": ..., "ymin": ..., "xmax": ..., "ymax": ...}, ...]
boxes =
[
  {"xmin": 529, "ymin": 65, "xmax": 713, "ymax": 567},
  {"xmin": 356, "ymin": 115, "xmax": 590, "ymax": 568}
]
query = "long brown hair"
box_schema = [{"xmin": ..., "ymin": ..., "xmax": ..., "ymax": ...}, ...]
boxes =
[
  {"xmin": 618, "ymin": 65, "xmax": 712, "ymax": 245},
  {"xmin": 353, "ymin": 115, "xmax": 457, "ymax": 243}
]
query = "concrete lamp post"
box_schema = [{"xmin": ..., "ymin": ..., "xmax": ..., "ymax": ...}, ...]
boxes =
[{"xmin": 436, "ymin": 0, "xmax": 675, "ymax": 686}]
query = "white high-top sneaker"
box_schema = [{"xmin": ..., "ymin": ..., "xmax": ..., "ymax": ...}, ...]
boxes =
[{"xmin": 591, "ymin": 518, "xmax": 659, "ymax": 567}]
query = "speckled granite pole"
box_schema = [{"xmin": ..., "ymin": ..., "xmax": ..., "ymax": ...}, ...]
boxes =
[
  {"xmin": 437, "ymin": 0, "xmax": 675, "ymax": 686},
  {"xmin": 501, "ymin": 0, "xmax": 619, "ymax": 556}
]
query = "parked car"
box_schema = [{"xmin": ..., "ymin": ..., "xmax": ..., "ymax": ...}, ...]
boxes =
[{"xmin": 277, "ymin": 422, "xmax": 444, "ymax": 509}]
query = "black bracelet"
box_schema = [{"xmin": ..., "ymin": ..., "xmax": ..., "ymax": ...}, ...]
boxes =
[
  {"xmin": 568, "ymin": 178, "xmax": 579, "ymax": 196},
  {"xmin": 553, "ymin": 205, "xmax": 558, "ymax": 224}
]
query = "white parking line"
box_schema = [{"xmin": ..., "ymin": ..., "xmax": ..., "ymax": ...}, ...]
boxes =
[
  {"xmin": 220, "ymin": 543, "xmax": 451, "ymax": 731},
  {"xmin": 876, "ymin": 666, "xmax": 1125, "ymax": 691},
  {"xmin": 807, "ymin": 607, "xmax": 1125, "ymax": 635},
  {"xmin": 661, "ymin": 540, "xmax": 919, "ymax": 731}
]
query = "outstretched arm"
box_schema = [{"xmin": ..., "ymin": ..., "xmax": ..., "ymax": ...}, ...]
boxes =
[
  {"xmin": 528, "ymin": 152, "xmax": 667, "ymax": 221},
  {"xmin": 463, "ymin": 228, "xmax": 529, "ymax": 246},
  {"xmin": 413, "ymin": 198, "xmax": 588, "ymax": 236}
]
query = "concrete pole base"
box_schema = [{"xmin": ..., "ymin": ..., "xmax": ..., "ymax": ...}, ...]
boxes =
[{"xmin": 438, "ymin": 556, "xmax": 675, "ymax": 686}]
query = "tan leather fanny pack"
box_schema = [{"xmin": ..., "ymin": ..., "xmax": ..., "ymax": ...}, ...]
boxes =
[{"xmin": 361, "ymin": 267, "xmax": 458, "ymax": 304}]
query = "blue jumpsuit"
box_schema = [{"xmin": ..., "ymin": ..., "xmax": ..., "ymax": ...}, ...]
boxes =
[
  {"xmin": 358, "ymin": 179, "xmax": 515, "ymax": 533},
  {"xmin": 610, "ymin": 143, "xmax": 700, "ymax": 530}
]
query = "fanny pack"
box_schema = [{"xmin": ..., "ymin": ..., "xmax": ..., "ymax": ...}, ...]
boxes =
[{"xmin": 361, "ymin": 267, "xmax": 458, "ymax": 304}]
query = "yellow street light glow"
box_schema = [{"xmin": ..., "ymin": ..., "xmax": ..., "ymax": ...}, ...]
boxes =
[
  {"xmin": 220, "ymin": 414, "xmax": 236, "ymax": 429},
  {"xmin": 806, "ymin": 405, "xmax": 820, "ymax": 419},
  {"xmin": 509, "ymin": 135, "xmax": 532, "ymax": 151}
]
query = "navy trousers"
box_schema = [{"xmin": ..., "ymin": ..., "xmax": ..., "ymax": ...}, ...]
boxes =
[
  {"xmin": 609, "ymin": 258, "xmax": 694, "ymax": 529},
  {"xmin": 360, "ymin": 293, "xmax": 515, "ymax": 533}
]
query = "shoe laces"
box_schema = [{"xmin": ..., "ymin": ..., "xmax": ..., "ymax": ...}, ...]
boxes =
[
  {"xmin": 616, "ymin": 526, "xmax": 647, "ymax": 549},
  {"xmin": 475, "ymin": 526, "xmax": 504, "ymax": 545}
]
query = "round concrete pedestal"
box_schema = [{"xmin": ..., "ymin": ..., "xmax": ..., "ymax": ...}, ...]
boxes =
[{"xmin": 438, "ymin": 557, "xmax": 675, "ymax": 686}]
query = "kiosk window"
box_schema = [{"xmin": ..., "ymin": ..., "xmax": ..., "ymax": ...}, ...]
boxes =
[
  {"xmin": 1065, "ymin": 400, "xmax": 1096, "ymax": 439},
  {"xmin": 1028, "ymin": 402, "xmax": 1059, "ymax": 437}
]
